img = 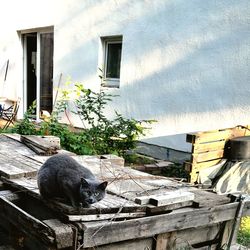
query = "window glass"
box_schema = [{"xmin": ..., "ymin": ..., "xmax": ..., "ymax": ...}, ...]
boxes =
[{"xmin": 106, "ymin": 42, "xmax": 122, "ymax": 79}]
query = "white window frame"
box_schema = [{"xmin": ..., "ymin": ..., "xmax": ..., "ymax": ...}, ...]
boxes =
[
  {"xmin": 101, "ymin": 36, "xmax": 122, "ymax": 88},
  {"xmin": 21, "ymin": 26, "xmax": 53, "ymax": 121}
]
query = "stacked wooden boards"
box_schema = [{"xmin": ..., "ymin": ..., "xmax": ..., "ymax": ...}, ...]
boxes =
[
  {"xmin": 20, "ymin": 135, "xmax": 60, "ymax": 155},
  {"xmin": 185, "ymin": 125, "xmax": 250, "ymax": 183},
  {"xmin": 0, "ymin": 134, "xmax": 249, "ymax": 249}
]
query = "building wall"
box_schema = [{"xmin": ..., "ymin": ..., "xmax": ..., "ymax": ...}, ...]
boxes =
[{"xmin": 0, "ymin": 0, "xmax": 250, "ymax": 152}]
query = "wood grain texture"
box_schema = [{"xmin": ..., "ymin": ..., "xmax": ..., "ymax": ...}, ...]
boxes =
[
  {"xmin": 82, "ymin": 201, "xmax": 250, "ymax": 247},
  {"xmin": 0, "ymin": 196, "xmax": 54, "ymax": 245}
]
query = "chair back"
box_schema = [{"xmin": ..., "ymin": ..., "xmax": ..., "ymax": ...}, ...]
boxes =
[{"xmin": 2, "ymin": 98, "xmax": 21, "ymax": 129}]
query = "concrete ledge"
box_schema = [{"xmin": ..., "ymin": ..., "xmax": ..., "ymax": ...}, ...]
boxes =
[{"xmin": 135, "ymin": 141, "xmax": 191, "ymax": 164}]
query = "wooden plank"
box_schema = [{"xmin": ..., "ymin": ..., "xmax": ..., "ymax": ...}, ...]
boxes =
[
  {"xmin": 0, "ymin": 196, "xmax": 54, "ymax": 245},
  {"xmin": 149, "ymin": 191, "xmax": 194, "ymax": 206},
  {"xmin": 146, "ymin": 200, "xmax": 195, "ymax": 215},
  {"xmin": 84, "ymin": 238, "xmax": 153, "ymax": 250},
  {"xmin": 192, "ymin": 159, "xmax": 226, "ymax": 173},
  {"xmin": 82, "ymin": 201, "xmax": 250, "ymax": 247},
  {"xmin": 187, "ymin": 159, "xmax": 225, "ymax": 183},
  {"xmin": 0, "ymin": 134, "xmax": 35, "ymax": 156},
  {"xmin": 67, "ymin": 212, "xmax": 146, "ymax": 222},
  {"xmin": 193, "ymin": 140, "xmax": 226, "ymax": 154},
  {"xmin": 135, "ymin": 191, "xmax": 194, "ymax": 206},
  {"xmin": 189, "ymin": 126, "xmax": 249, "ymax": 146},
  {"xmin": 192, "ymin": 149, "xmax": 224, "ymax": 163},
  {"xmin": 231, "ymin": 127, "xmax": 249, "ymax": 138},
  {"xmin": 175, "ymin": 224, "xmax": 220, "ymax": 248},
  {"xmin": 186, "ymin": 129, "xmax": 232, "ymax": 144},
  {"xmin": 43, "ymin": 219, "xmax": 73, "ymax": 249},
  {"xmin": 0, "ymin": 152, "xmax": 40, "ymax": 179},
  {"xmin": 0, "ymin": 205, "xmax": 57, "ymax": 250},
  {"xmin": 191, "ymin": 159, "xmax": 223, "ymax": 171},
  {"xmin": 2, "ymin": 133, "xmax": 21, "ymax": 142},
  {"xmin": 156, "ymin": 231, "xmax": 176, "ymax": 250},
  {"xmin": 0, "ymin": 162, "xmax": 27, "ymax": 179},
  {"xmin": 21, "ymin": 135, "xmax": 60, "ymax": 151},
  {"xmin": 191, "ymin": 189, "xmax": 230, "ymax": 207},
  {"xmin": 220, "ymin": 220, "xmax": 234, "ymax": 248},
  {"xmin": 1, "ymin": 177, "xmax": 144, "ymax": 215},
  {"xmin": 100, "ymin": 154, "xmax": 125, "ymax": 166},
  {"xmin": 24, "ymin": 142, "xmax": 49, "ymax": 155},
  {"xmin": 20, "ymin": 135, "xmax": 59, "ymax": 155},
  {"xmin": 0, "ymin": 190, "xmax": 20, "ymax": 201}
]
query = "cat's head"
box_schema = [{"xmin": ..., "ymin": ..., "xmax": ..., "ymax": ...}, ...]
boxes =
[{"xmin": 79, "ymin": 178, "xmax": 108, "ymax": 206}]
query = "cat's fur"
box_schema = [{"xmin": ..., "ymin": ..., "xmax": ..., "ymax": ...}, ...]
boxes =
[{"xmin": 37, "ymin": 154, "xmax": 108, "ymax": 208}]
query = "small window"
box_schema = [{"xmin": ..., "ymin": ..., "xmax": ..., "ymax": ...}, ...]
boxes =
[{"xmin": 101, "ymin": 36, "xmax": 122, "ymax": 87}]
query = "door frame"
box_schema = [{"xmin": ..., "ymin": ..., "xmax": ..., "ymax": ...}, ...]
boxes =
[{"xmin": 21, "ymin": 26, "xmax": 53, "ymax": 120}]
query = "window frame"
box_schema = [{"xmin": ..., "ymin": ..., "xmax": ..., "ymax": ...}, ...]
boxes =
[{"xmin": 101, "ymin": 36, "xmax": 122, "ymax": 88}]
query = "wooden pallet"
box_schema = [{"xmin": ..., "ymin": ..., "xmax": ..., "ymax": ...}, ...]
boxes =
[{"xmin": 185, "ymin": 125, "xmax": 250, "ymax": 183}]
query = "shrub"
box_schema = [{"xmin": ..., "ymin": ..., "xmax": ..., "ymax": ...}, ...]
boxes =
[
  {"xmin": 8, "ymin": 82, "xmax": 155, "ymax": 157},
  {"xmin": 71, "ymin": 83, "xmax": 155, "ymax": 156},
  {"xmin": 10, "ymin": 101, "xmax": 38, "ymax": 135}
]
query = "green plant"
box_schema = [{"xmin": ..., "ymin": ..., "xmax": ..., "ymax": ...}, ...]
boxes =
[
  {"xmin": 10, "ymin": 101, "xmax": 38, "ymax": 135},
  {"xmin": 3, "ymin": 82, "xmax": 155, "ymax": 157},
  {"xmin": 161, "ymin": 163, "xmax": 189, "ymax": 179},
  {"xmin": 124, "ymin": 153, "xmax": 156, "ymax": 165},
  {"xmin": 72, "ymin": 83, "xmax": 155, "ymax": 156},
  {"xmin": 238, "ymin": 216, "xmax": 250, "ymax": 247}
]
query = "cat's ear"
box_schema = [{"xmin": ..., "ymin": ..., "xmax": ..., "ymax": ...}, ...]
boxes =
[
  {"xmin": 81, "ymin": 178, "xmax": 89, "ymax": 187},
  {"xmin": 98, "ymin": 181, "xmax": 108, "ymax": 190}
]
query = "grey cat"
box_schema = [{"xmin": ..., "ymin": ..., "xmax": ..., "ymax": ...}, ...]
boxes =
[{"xmin": 37, "ymin": 154, "xmax": 108, "ymax": 208}]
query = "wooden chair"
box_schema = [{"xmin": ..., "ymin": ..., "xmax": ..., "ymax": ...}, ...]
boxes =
[{"xmin": 1, "ymin": 98, "xmax": 20, "ymax": 129}]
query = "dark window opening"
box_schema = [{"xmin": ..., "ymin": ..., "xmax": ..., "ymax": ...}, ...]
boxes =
[{"xmin": 106, "ymin": 42, "xmax": 122, "ymax": 79}]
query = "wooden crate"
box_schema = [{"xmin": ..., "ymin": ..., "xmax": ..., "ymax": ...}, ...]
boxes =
[
  {"xmin": 185, "ymin": 125, "xmax": 250, "ymax": 183},
  {"xmin": 0, "ymin": 134, "xmax": 250, "ymax": 249}
]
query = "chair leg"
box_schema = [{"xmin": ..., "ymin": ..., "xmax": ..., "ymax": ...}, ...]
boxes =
[{"xmin": 3, "ymin": 119, "xmax": 11, "ymax": 130}]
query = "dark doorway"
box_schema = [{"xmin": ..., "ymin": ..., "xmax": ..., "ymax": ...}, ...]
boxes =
[
  {"xmin": 24, "ymin": 30, "xmax": 53, "ymax": 118},
  {"xmin": 26, "ymin": 33, "xmax": 37, "ymax": 111}
]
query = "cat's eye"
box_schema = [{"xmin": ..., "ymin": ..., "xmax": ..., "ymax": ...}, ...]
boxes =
[
  {"xmin": 94, "ymin": 192, "xmax": 99, "ymax": 196},
  {"xmin": 87, "ymin": 191, "xmax": 91, "ymax": 195}
]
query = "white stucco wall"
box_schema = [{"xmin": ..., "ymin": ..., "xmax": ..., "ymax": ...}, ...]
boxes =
[{"xmin": 0, "ymin": 0, "xmax": 250, "ymax": 152}]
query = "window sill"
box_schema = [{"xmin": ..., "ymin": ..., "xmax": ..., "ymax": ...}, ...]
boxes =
[{"xmin": 101, "ymin": 79, "xmax": 120, "ymax": 88}]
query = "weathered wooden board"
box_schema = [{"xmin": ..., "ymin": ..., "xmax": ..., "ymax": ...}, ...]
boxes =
[
  {"xmin": 1, "ymin": 177, "xmax": 144, "ymax": 216},
  {"xmin": 175, "ymin": 224, "xmax": 221, "ymax": 249},
  {"xmin": 0, "ymin": 134, "xmax": 35, "ymax": 156},
  {"xmin": 21, "ymin": 135, "xmax": 60, "ymax": 151},
  {"xmin": 0, "ymin": 152, "xmax": 40, "ymax": 179},
  {"xmin": 156, "ymin": 231, "xmax": 176, "ymax": 250},
  {"xmin": 146, "ymin": 200, "xmax": 195, "ymax": 215},
  {"xmin": 186, "ymin": 130, "xmax": 232, "ymax": 144},
  {"xmin": 192, "ymin": 140, "xmax": 226, "ymax": 153},
  {"xmin": 0, "ymin": 196, "xmax": 54, "ymax": 245},
  {"xmin": 192, "ymin": 149, "xmax": 224, "ymax": 164},
  {"xmin": 150, "ymin": 191, "xmax": 194, "ymax": 206},
  {"xmin": 186, "ymin": 125, "xmax": 250, "ymax": 182},
  {"xmin": 84, "ymin": 238, "xmax": 153, "ymax": 250},
  {"xmin": 135, "ymin": 191, "xmax": 194, "ymax": 206},
  {"xmin": 0, "ymin": 190, "xmax": 20, "ymax": 201},
  {"xmin": 81, "ymin": 201, "xmax": 250, "ymax": 247},
  {"xmin": 67, "ymin": 211, "xmax": 146, "ymax": 222},
  {"xmin": 43, "ymin": 219, "xmax": 73, "ymax": 249}
]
